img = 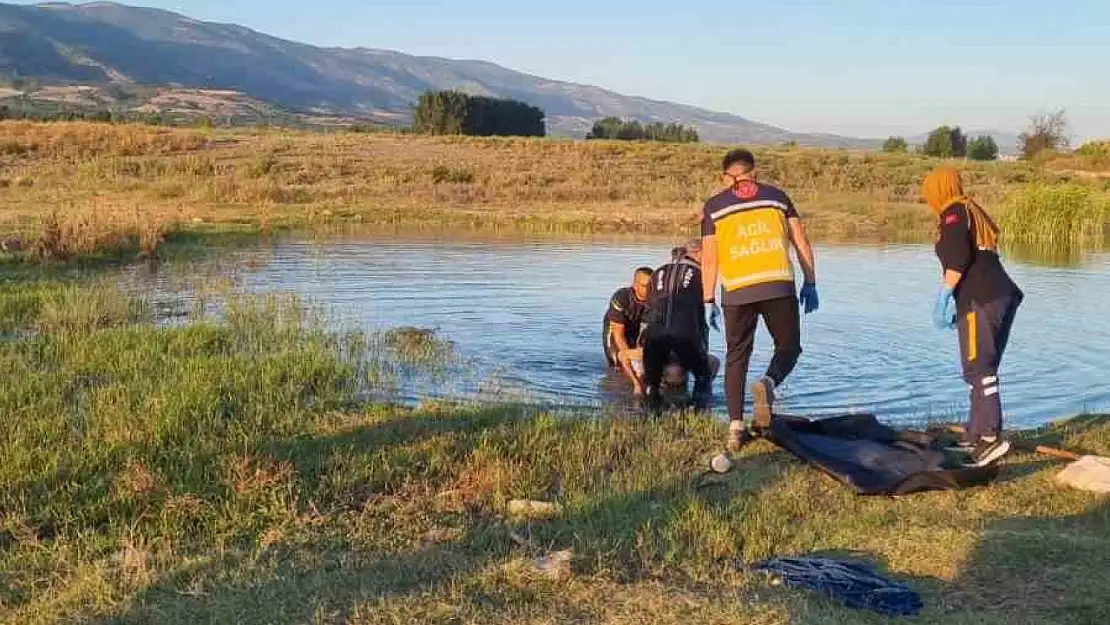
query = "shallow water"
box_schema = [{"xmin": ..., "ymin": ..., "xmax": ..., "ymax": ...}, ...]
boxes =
[{"xmin": 130, "ymin": 235, "xmax": 1110, "ymax": 428}]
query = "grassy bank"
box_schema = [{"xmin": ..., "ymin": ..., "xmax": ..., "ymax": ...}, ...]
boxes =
[
  {"xmin": 1, "ymin": 273, "xmax": 1107, "ymax": 624},
  {"xmin": 5, "ymin": 121, "xmax": 1104, "ymax": 262}
]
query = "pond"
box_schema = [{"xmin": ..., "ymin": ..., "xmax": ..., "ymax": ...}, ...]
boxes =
[{"xmin": 131, "ymin": 235, "xmax": 1110, "ymax": 429}]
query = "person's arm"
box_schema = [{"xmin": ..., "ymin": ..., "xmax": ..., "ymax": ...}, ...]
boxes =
[
  {"xmin": 701, "ymin": 237, "xmax": 719, "ymax": 302},
  {"xmin": 618, "ymin": 348, "xmax": 644, "ymax": 395},
  {"xmin": 610, "ymin": 322, "xmax": 631, "ymax": 353},
  {"xmin": 605, "ymin": 292, "xmax": 633, "ymax": 353},
  {"xmin": 700, "ymin": 201, "xmax": 718, "ymax": 303},
  {"xmin": 937, "ymin": 206, "xmax": 972, "ymax": 289},
  {"xmin": 943, "ymin": 269, "xmax": 963, "ymax": 289},
  {"xmin": 787, "ymin": 217, "xmax": 817, "ymax": 284}
]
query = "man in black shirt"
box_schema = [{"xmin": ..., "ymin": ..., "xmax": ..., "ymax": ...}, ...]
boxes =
[
  {"xmin": 641, "ymin": 240, "xmax": 713, "ymax": 415},
  {"xmin": 603, "ymin": 267, "xmax": 653, "ymax": 368}
]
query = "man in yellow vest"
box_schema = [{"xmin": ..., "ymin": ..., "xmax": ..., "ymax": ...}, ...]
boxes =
[{"xmin": 700, "ymin": 149, "xmax": 819, "ymax": 451}]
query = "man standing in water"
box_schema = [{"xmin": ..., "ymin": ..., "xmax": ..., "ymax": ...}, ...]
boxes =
[
  {"xmin": 700, "ymin": 149, "xmax": 819, "ymax": 451},
  {"xmin": 603, "ymin": 267, "xmax": 653, "ymax": 369}
]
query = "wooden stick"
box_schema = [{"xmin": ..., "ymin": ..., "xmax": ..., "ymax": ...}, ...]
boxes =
[{"xmin": 1031, "ymin": 446, "xmax": 1082, "ymax": 461}]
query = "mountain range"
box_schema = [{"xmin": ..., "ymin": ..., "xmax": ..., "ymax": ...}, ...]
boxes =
[{"xmin": 0, "ymin": 2, "xmax": 1016, "ymax": 151}]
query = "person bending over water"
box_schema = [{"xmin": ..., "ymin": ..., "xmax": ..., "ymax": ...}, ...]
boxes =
[
  {"xmin": 618, "ymin": 345, "xmax": 720, "ymax": 398},
  {"xmin": 641, "ymin": 239, "xmax": 714, "ymax": 415},
  {"xmin": 923, "ymin": 165, "xmax": 1023, "ymax": 467}
]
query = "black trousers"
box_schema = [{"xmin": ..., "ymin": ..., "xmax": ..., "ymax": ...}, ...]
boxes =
[
  {"xmin": 957, "ymin": 294, "xmax": 1022, "ymax": 439},
  {"xmin": 642, "ymin": 329, "xmax": 710, "ymax": 395},
  {"xmin": 723, "ymin": 296, "xmax": 802, "ymax": 422}
]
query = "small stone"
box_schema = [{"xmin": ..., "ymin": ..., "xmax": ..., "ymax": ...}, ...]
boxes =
[
  {"xmin": 1056, "ymin": 456, "xmax": 1110, "ymax": 493},
  {"xmin": 507, "ymin": 499, "xmax": 562, "ymax": 519},
  {"xmin": 532, "ymin": 549, "xmax": 573, "ymax": 580},
  {"xmin": 711, "ymin": 453, "xmax": 733, "ymax": 474}
]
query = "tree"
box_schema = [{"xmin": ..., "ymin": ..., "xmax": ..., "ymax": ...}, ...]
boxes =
[
  {"xmin": 413, "ymin": 90, "xmax": 470, "ymax": 135},
  {"xmin": 967, "ymin": 135, "xmax": 999, "ymax": 161},
  {"xmin": 949, "ymin": 126, "xmax": 967, "ymax": 158},
  {"xmin": 882, "ymin": 136, "xmax": 908, "ymax": 153},
  {"xmin": 923, "ymin": 126, "xmax": 955, "ymax": 158},
  {"xmin": 584, "ymin": 117, "xmax": 698, "ymax": 143},
  {"xmin": 922, "ymin": 125, "xmax": 967, "ymax": 158},
  {"xmin": 586, "ymin": 117, "xmax": 624, "ymax": 140},
  {"xmin": 412, "ymin": 90, "xmax": 545, "ymax": 137},
  {"xmin": 1018, "ymin": 109, "xmax": 1070, "ymax": 160}
]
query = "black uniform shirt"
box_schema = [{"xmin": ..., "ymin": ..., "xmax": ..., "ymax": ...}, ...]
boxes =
[
  {"xmin": 646, "ymin": 257, "xmax": 706, "ymax": 344},
  {"xmin": 603, "ymin": 287, "xmax": 647, "ymax": 346},
  {"xmin": 935, "ymin": 203, "xmax": 1023, "ymax": 312}
]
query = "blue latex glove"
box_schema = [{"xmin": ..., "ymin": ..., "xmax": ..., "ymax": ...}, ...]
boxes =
[
  {"xmin": 933, "ymin": 286, "xmax": 956, "ymax": 330},
  {"xmin": 706, "ymin": 303, "xmax": 721, "ymax": 332},
  {"xmin": 799, "ymin": 282, "xmax": 819, "ymax": 314}
]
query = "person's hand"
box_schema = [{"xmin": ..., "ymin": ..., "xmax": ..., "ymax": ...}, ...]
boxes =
[
  {"xmin": 706, "ymin": 303, "xmax": 721, "ymax": 332},
  {"xmin": 933, "ymin": 286, "xmax": 956, "ymax": 330},
  {"xmin": 799, "ymin": 282, "xmax": 819, "ymax": 314}
]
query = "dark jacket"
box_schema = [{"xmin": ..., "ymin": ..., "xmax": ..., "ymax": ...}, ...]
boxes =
[{"xmin": 645, "ymin": 257, "xmax": 707, "ymax": 347}]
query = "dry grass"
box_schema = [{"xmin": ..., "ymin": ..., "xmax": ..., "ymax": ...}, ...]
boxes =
[{"xmin": 2, "ymin": 121, "xmax": 1090, "ymax": 263}]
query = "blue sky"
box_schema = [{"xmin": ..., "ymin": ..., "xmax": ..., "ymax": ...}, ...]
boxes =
[{"xmin": 16, "ymin": 1, "xmax": 1109, "ymax": 139}]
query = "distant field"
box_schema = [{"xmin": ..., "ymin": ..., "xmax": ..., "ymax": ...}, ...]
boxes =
[{"xmin": 0, "ymin": 121, "xmax": 1105, "ymax": 261}]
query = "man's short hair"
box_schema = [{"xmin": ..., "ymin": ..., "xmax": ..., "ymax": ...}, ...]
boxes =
[
  {"xmin": 722, "ymin": 149, "xmax": 755, "ymax": 173},
  {"xmin": 634, "ymin": 266, "xmax": 654, "ymax": 277}
]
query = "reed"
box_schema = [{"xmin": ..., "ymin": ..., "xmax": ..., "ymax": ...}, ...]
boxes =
[{"xmin": 997, "ymin": 183, "xmax": 1109, "ymax": 244}]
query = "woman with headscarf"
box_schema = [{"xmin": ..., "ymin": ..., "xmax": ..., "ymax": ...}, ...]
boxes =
[{"xmin": 923, "ymin": 165, "xmax": 1024, "ymax": 467}]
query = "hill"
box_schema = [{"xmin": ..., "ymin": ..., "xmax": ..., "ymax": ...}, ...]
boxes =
[{"xmin": 0, "ymin": 1, "xmax": 877, "ymax": 147}]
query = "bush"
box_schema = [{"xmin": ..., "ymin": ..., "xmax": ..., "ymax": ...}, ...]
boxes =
[
  {"xmin": 1076, "ymin": 140, "xmax": 1110, "ymax": 158},
  {"xmin": 968, "ymin": 136, "xmax": 999, "ymax": 161},
  {"xmin": 1019, "ymin": 110, "xmax": 1070, "ymax": 160},
  {"xmin": 882, "ymin": 136, "xmax": 908, "ymax": 153},
  {"xmin": 998, "ymin": 183, "xmax": 1108, "ymax": 243},
  {"xmin": 430, "ymin": 165, "xmax": 474, "ymax": 184}
]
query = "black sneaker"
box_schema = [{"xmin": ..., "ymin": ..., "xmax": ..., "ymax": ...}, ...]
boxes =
[
  {"xmin": 750, "ymin": 376, "xmax": 775, "ymax": 432},
  {"xmin": 963, "ymin": 438, "xmax": 1011, "ymax": 467}
]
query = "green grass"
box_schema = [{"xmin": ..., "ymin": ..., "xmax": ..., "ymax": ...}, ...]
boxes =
[{"xmin": 1, "ymin": 274, "xmax": 1108, "ymax": 624}]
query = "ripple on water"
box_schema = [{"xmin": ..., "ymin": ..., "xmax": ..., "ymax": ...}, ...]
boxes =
[{"xmin": 123, "ymin": 238, "xmax": 1110, "ymax": 428}]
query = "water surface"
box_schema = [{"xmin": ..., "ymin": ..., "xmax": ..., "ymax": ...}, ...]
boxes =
[{"xmin": 132, "ymin": 236, "xmax": 1110, "ymax": 428}]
